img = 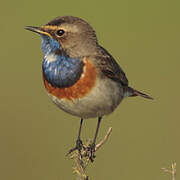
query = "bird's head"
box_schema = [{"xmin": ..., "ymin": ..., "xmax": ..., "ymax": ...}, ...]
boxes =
[{"xmin": 25, "ymin": 16, "xmax": 98, "ymax": 57}]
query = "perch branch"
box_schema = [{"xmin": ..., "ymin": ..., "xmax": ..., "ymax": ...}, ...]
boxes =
[{"xmin": 70, "ymin": 127, "xmax": 113, "ymax": 180}]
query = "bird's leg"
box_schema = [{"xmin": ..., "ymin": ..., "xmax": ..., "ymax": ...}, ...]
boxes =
[
  {"xmin": 67, "ymin": 118, "xmax": 84, "ymax": 155},
  {"xmin": 88, "ymin": 116, "xmax": 102, "ymax": 162}
]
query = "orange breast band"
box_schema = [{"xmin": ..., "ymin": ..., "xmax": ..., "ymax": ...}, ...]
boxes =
[{"xmin": 43, "ymin": 58, "xmax": 97, "ymax": 101}]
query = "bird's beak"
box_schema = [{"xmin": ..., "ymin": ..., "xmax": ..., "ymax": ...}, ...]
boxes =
[{"xmin": 25, "ymin": 26, "xmax": 52, "ymax": 37}]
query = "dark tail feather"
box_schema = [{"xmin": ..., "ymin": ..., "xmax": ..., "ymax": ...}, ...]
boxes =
[{"xmin": 128, "ymin": 87, "xmax": 153, "ymax": 100}]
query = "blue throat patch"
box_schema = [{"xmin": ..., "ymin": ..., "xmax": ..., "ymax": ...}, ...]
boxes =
[{"xmin": 41, "ymin": 35, "xmax": 84, "ymax": 88}]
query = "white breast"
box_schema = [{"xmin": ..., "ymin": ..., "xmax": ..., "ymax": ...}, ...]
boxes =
[{"xmin": 47, "ymin": 77, "xmax": 124, "ymax": 119}]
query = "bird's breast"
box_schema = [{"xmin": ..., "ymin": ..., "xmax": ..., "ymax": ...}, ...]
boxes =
[
  {"xmin": 43, "ymin": 58, "xmax": 97, "ymax": 101},
  {"xmin": 42, "ymin": 54, "xmax": 84, "ymax": 88}
]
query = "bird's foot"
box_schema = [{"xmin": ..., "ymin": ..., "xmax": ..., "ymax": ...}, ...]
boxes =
[
  {"xmin": 87, "ymin": 142, "xmax": 96, "ymax": 162},
  {"xmin": 67, "ymin": 139, "xmax": 83, "ymax": 156}
]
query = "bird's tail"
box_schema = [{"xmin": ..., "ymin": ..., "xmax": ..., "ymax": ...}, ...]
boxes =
[{"xmin": 126, "ymin": 87, "xmax": 153, "ymax": 100}]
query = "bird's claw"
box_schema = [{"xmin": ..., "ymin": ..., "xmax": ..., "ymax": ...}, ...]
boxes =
[
  {"xmin": 88, "ymin": 143, "xmax": 96, "ymax": 162},
  {"xmin": 67, "ymin": 140, "xmax": 97, "ymax": 162},
  {"xmin": 67, "ymin": 139, "xmax": 83, "ymax": 156}
]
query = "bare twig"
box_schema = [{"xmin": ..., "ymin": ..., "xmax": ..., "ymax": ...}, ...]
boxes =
[
  {"xmin": 70, "ymin": 127, "xmax": 113, "ymax": 180},
  {"xmin": 161, "ymin": 162, "xmax": 176, "ymax": 180},
  {"xmin": 95, "ymin": 127, "xmax": 112, "ymax": 151}
]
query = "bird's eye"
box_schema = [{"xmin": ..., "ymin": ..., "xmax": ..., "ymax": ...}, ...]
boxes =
[{"xmin": 56, "ymin": 29, "xmax": 65, "ymax": 36}]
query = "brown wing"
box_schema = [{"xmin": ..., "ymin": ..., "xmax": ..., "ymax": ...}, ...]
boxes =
[{"xmin": 96, "ymin": 46, "xmax": 129, "ymax": 86}]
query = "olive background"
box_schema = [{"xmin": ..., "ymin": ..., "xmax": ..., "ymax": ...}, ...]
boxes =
[{"xmin": 1, "ymin": 0, "xmax": 180, "ymax": 179}]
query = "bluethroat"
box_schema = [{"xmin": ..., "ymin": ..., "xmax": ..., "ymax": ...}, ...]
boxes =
[{"xmin": 25, "ymin": 16, "xmax": 153, "ymax": 161}]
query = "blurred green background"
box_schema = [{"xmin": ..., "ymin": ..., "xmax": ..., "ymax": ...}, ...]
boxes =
[{"xmin": 1, "ymin": 0, "xmax": 179, "ymax": 179}]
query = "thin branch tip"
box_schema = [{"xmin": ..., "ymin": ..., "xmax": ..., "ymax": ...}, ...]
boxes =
[
  {"xmin": 95, "ymin": 127, "xmax": 112, "ymax": 151},
  {"xmin": 161, "ymin": 162, "xmax": 176, "ymax": 180}
]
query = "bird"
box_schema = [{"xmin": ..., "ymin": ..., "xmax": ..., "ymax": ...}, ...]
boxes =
[{"xmin": 25, "ymin": 16, "xmax": 153, "ymax": 161}]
